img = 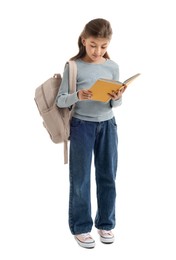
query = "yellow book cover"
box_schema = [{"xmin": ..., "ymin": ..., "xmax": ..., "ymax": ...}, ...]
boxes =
[{"xmin": 89, "ymin": 73, "xmax": 140, "ymax": 102}]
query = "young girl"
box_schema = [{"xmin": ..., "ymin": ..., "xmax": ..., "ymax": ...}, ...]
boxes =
[{"xmin": 56, "ymin": 18, "xmax": 126, "ymax": 249}]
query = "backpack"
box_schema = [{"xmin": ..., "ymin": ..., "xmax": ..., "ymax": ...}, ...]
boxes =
[{"xmin": 34, "ymin": 60, "xmax": 77, "ymax": 164}]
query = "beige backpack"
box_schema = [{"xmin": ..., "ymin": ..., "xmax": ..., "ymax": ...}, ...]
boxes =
[{"xmin": 34, "ymin": 60, "xmax": 77, "ymax": 164}]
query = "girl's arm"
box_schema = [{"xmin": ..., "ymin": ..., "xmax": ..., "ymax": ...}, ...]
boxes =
[{"xmin": 56, "ymin": 64, "xmax": 79, "ymax": 108}]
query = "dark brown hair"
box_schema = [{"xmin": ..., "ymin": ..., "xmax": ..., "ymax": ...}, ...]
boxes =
[{"xmin": 70, "ymin": 18, "xmax": 113, "ymax": 60}]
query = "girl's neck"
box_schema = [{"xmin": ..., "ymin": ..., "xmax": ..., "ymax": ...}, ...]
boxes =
[{"xmin": 81, "ymin": 56, "xmax": 107, "ymax": 64}]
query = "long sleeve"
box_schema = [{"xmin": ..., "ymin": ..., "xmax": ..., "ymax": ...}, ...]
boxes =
[
  {"xmin": 110, "ymin": 97, "xmax": 122, "ymax": 107},
  {"xmin": 56, "ymin": 64, "xmax": 79, "ymax": 108}
]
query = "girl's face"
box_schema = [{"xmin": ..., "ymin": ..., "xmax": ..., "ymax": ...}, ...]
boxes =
[{"xmin": 82, "ymin": 36, "xmax": 110, "ymax": 63}]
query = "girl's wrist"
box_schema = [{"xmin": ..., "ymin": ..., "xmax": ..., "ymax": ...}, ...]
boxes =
[{"xmin": 77, "ymin": 91, "xmax": 80, "ymax": 99}]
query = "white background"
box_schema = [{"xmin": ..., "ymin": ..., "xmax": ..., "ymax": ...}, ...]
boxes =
[{"xmin": 0, "ymin": 0, "xmax": 176, "ymax": 259}]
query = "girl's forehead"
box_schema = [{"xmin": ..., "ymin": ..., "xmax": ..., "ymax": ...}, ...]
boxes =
[{"xmin": 87, "ymin": 36, "xmax": 110, "ymax": 44}]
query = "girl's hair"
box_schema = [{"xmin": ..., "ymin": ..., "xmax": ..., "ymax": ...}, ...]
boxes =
[{"xmin": 70, "ymin": 18, "xmax": 113, "ymax": 60}]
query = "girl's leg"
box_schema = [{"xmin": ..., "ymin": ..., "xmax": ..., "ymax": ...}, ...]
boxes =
[
  {"xmin": 94, "ymin": 117, "xmax": 118, "ymax": 230},
  {"xmin": 69, "ymin": 118, "xmax": 96, "ymax": 235}
]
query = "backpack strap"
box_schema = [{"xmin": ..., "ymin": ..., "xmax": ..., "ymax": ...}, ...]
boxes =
[
  {"xmin": 63, "ymin": 60, "xmax": 77, "ymax": 164},
  {"xmin": 64, "ymin": 140, "xmax": 68, "ymax": 165},
  {"xmin": 68, "ymin": 60, "xmax": 77, "ymax": 94}
]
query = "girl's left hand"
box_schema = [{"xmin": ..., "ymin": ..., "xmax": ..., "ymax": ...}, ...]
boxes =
[{"xmin": 108, "ymin": 85, "xmax": 127, "ymax": 100}]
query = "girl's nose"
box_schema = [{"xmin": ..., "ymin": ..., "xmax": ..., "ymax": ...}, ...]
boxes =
[{"xmin": 95, "ymin": 47, "xmax": 101, "ymax": 55}]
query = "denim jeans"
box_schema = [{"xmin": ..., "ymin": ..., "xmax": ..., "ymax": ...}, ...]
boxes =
[{"xmin": 69, "ymin": 117, "xmax": 118, "ymax": 235}]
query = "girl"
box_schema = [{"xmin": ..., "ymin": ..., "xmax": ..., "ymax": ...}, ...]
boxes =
[{"xmin": 56, "ymin": 18, "xmax": 125, "ymax": 248}]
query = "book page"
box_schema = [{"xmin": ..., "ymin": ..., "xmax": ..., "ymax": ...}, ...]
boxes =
[{"xmin": 123, "ymin": 73, "xmax": 141, "ymax": 85}]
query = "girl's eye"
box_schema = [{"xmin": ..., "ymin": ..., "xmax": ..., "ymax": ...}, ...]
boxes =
[{"xmin": 90, "ymin": 46, "xmax": 106, "ymax": 49}]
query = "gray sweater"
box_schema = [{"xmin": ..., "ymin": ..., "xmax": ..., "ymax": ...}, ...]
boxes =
[{"xmin": 56, "ymin": 59, "xmax": 122, "ymax": 122}]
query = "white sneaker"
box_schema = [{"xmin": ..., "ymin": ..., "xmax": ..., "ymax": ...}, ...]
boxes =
[
  {"xmin": 98, "ymin": 230, "xmax": 114, "ymax": 244},
  {"xmin": 74, "ymin": 233, "xmax": 95, "ymax": 248}
]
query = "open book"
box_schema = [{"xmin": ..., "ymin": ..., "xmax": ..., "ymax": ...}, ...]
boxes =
[{"xmin": 89, "ymin": 73, "xmax": 140, "ymax": 102}]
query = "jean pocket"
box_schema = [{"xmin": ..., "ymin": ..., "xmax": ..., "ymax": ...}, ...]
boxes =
[{"xmin": 110, "ymin": 117, "xmax": 117, "ymax": 128}]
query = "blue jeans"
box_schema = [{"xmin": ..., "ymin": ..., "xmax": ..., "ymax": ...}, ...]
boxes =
[{"xmin": 69, "ymin": 117, "xmax": 118, "ymax": 235}]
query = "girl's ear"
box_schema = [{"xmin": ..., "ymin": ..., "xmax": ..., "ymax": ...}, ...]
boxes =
[{"xmin": 81, "ymin": 37, "xmax": 86, "ymax": 46}]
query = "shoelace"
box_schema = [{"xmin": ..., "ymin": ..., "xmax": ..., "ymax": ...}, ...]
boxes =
[
  {"xmin": 101, "ymin": 230, "xmax": 113, "ymax": 236},
  {"xmin": 81, "ymin": 233, "xmax": 92, "ymax": 240}
]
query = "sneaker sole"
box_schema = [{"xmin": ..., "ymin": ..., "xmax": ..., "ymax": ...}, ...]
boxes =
[
  {"xmin": 99, "ymin": 236, "xmax": 114, "ymax": 244},
  {"xmin": 75, "ymin": 237, "xmax": 95, "ymax": 249}
]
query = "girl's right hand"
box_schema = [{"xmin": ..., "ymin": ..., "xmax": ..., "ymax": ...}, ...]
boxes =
[{"xmin": 77, "ymin": 89, "xmax": 92, "ymax": 100}]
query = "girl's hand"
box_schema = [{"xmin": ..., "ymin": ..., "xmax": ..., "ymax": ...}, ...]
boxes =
[
  {"xmin": 77, "ymin": 89, "xmax": 93, "ymax": 100},
  {"xmin": 108, "ymin": 85, "xmax": 127, "ymax": 100}
]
